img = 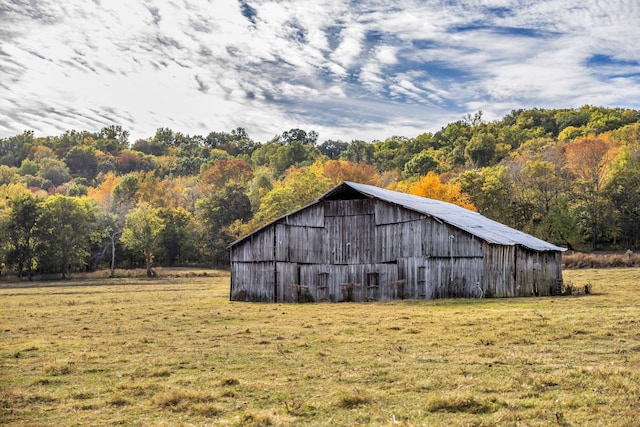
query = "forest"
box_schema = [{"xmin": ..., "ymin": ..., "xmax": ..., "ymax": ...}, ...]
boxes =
[{"xmin": 1, "ymin": 105, "xmax": 639, "ymax": 278}]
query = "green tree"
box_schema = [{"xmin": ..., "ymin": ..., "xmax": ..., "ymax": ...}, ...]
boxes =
[
  {"xmin": 132, "ymin": 138, "xmax": 169, "ymax": 156},
  {"xmin": 66, "ymin": 178, "xmax": 90, "ymax": 197},
  {"xmin": 251, "ymin": 140, "xmax": 319, "ymax": 176},
  {"xmin": 251, "ymin": 162, "xmax": 331, "ymax": 227},
  {"xmin": 513, "ymin": 108, "xmax": 558, "ymax": 136},
  {"xmin": 340, "ymin": 140, "xmax": 374, "ymax": 164},
  {"xmin": 113, "ymin": 173, "xmax": 140, "ymax": 207},
  {"xmin": 197, "ymin": 184, "xmax": 252, "ymax": 266},
  {"xmin": 37, "ymin": 158, "xmax": 71, "ymax": 187},
  {"xmin": 0, "ymin": 165, "xmax": 19, "ymax": 185},
  {"xmin": 153, "ymin": 127, "xmax": 178, "ymax": 147},
  {"xmin": 465, "ymin": 131, "xmax": 497, "ymax": 168},
  {"xmin": 457, "ymin": 166, "xmax": 515, "ymax": 226},
  {"xmin": 508, "ymin": 159, "xmax": 575, "ymax": 243},
  {"xmin": 582, "ymin": 106, "xmax": 627, "ymax": 133},
  {"xmin": 555, "ymin": 109, "xmax": 589, "ymax": 133},
  {"xmin": 65, "ymin": 146, "xmax": 98, "ymax": 181},
  {"xmin": 157, "ymin": 207, "xmax": 199, "ymax": 265},
  {"xmin": 17, "ymin": 159, "xmax": 39, "ymax": 177},
  {"xmin": 204, "ymin": 128, "xmax": 258, "ymax": 157},
  {"xmin": 432, "ymin": 120, "xmax": 473, "ymax": 168},
  {"xmin": 403, "ymin": 150, "xmax": 438, "ymax": 178},
  {"xmin": 318, "ymin": 140, "xmax": 348, "ymax": 160},
  {"xmin": 372, "ymin": 135, "xmax": 434, "ymax": 173},
  {"xmin": 4, "ymin": 193, "xmax": 42, "ymax": 279},
  {"xmin": 121, "ymin": 203, "xmax": 165, "ymax": 277},
  {"xmin": 43, "ymin": 130, "xmax": 91, "ymax": 158},
  {"xmin": 0, "ymin": 131, "xmax": 34, "ymax": 167},
  {"xmin": 607, "ymin": 160, "xmax": 640, "ymax": 248},
  {"xmin": 536, "ymin": 198, "xmax": 582, "ymax": 250},
  {"xmin": 35, "ymin": 196, "xmax": 98, "ymax": 278},
  {"xmin": 279, "ymin": 128, "xmax": 318, "ymax": 145},
  {"xmin": 96, "ymin": 125, "xmax": 129, "ymax": 155},
  {"xmin": 95, "ymin": 211, "xmax": 123, "ymax": 278}
]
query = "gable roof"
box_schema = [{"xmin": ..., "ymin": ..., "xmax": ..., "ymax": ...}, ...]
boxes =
[
  {"xmin": 233, "ymin": 181, "xmax": 565, "ymax": 252},
  {"xmin": 324, "ymin": 182, "xmax": 565, "ymax": 252}
]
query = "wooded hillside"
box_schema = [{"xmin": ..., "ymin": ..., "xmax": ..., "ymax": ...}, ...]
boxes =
[{"xmin": 1, "ymin": 105, "xmax": 639, "ymax": 277}]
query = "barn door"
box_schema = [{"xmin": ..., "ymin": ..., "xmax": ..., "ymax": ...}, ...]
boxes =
[
  {"xmin": 276, "ymin": 262, "xmax": 300, "ymax": 302},
  {"xmin": 316, "ymin": 272, "xmax": 329, "ymax": 301},
  {"xmin": 366, "ymin": 272, "xmax": 380, "ymax": 301}
]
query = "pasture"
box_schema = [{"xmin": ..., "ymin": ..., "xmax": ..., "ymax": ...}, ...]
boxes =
[{"xmin": 1, "ymin": 268, "xmax": 639, "ymax": 426}]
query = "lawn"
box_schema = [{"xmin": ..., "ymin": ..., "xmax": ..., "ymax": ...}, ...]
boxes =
[{"xmin": 1, "ymin": 268, "xmax": 639, "ymax": 426}]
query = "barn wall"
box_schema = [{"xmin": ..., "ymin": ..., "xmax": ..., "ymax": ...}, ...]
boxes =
[
  {"xmin": 276, "ymin": 262, "xmax": 298, "ymax": 302},
  {"xmin": 230, "ymin": 261, "xmax": 275, "ymax": 302},
  {"xmin": 231, "ymin": 225, "xmax": 275, "ymax": 262},
  {"xmin": 482, "ymin": 244, "xmax": 516, "ymax": 297},
  {"xmin": 374, "ymin": 201, "xmax": 425, "ymax": 224},
  {"xmin": 275, "ymin": 224, "xmax": 324, "ymax": 263},
  {"xmin": 424, "ymin": 257, "xmax": 483, "ymax": 298},
  {"xmin": 375, "ymin": 202, "xmax": 483, "ymax": 261},
  {"xmin": 296, "ymin": 263, "xmax": 400, "ymax": 302},
  {"xmin": 284, "ymin": 203, "xmax": 325, "ymax": 227},
  {"xmin": 376, "ymin": 221, "xmax": 425, "ymax": 261},
  {"xmin": 481, "ymin": 245, "xmax": 563, "ymax": 297},
  {"xmin": 425, "ymin": 223, "xmax": 484, "ymax": 258},
  {"xmin": 324, "ymin": 214, "xmax": 376, "ymax": 264},
  {"xmin": 230, "ymin": 197, "xmax": 563, "ymax": 302},
  {"xmin": 398, "ymin": 257, "xmax": 424, "ymax": 299},
  {"xmin": 515, "ymin": 248, "xmax": 563, "ymax": 296}
]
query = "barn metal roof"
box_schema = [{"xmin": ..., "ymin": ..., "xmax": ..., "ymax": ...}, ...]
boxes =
[{"xmin": 323, "ymin": 182, "xmax": 566, "ymax": 252}]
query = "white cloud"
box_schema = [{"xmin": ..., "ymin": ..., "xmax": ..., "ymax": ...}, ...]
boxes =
[
  {"xmin": 0, "ymin": 0, "xmax": 639, "ymax": 143},
  {"xmin": 331, "ymin": 25, "xmax": 366, "ymax": 70}
]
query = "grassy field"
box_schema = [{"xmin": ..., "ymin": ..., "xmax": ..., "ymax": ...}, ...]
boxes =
[{"xmin": 1, "ymin": 268, "xmax": 639, "ymax": 426}]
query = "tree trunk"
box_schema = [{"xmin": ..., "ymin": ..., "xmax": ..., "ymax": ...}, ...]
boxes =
[
  {"xmin": 145, "ymin": 249, "xmax": 154, "ymax": 277},
  {"xmin": 109, "ymin": 234, "xmax": 116, "ymax": 278}
]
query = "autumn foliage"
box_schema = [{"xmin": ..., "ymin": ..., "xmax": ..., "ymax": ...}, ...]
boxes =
[
  {"xmin": 408, "ymin": 172, "xmax": 476, "ymax": 211},
  {"xmin": 322, "ymin": 160, "xmax": 383, "ymax": 186},
  {"xmin": 2, "ymin": 106, "xmax": 640, "ymax": 276},
  {"xmin": 201, "ymin": 159, "xmax": 254, "ymax": 190}
]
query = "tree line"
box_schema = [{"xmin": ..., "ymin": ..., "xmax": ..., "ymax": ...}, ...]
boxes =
[{"xmin": 1, "ymin": 105, "xmax": 639, "ymax": 278}]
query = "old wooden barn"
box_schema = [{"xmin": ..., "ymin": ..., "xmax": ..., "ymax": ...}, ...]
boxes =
[{"xmin": 230, "ymin": 181, "xmax": 565, "ymax": 303}]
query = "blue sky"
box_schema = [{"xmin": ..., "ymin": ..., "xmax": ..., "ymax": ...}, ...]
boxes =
[{"xmin": 1, "ymin": 0, "xmax": 639, "ymax": 143}]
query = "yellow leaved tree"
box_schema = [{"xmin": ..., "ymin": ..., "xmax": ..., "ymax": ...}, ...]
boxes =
[{"xmin": 406, "ymin": 171, "xmax": 476, "ymax": 211}]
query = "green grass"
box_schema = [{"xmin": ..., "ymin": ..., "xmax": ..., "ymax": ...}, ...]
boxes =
[{"xmin": 1, "ymin": 268, "xmax": 639, "ymax": 426}]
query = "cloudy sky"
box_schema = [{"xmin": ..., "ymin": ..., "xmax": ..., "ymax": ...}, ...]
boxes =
[{"xmin": 1, "ymin": 0, "xmax": 639, "ymax": 143}]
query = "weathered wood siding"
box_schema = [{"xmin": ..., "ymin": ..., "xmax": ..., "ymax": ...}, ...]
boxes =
[
  {"xmin": 276, "ymin": 262, "xmax": 298, "ymax": 302},
  {"xmin": 481, "ymin": 244, "xmax": 563, "ymax": 297},
  {"xmin": 284, "ymin": 203, "xmax": 325, "ymax": 227},
  {"xmin": 231, "ymin": 226, "xmax": 275, "ymax": 262},
  {"xmin": 275, "ymin": 224, "xmax": 324, "ymax": 263},
  {"xmin": 295, "ymin": 263, "xmax": 399, "ymax": 302},
  {"xmin": 424, "ymin": 257, "xmax": 483, "ymax": 298},
  {"xmin": 230, "ymin": 197, "xmax": 563, "ymax": 302},
  {"xmin": 230, "ymin": 261, "xmax": 275, "ymax": 302},
  {"xmin": 482, "ymin": 244, "xmax": 516, "ymax": 297},
  {"xmin": 515, "ymin": 247, "xmax": 563, "ymax": 296},
  {"xmin": 324, "ymin": 199, "xmax": 375, "ymax": 264}
]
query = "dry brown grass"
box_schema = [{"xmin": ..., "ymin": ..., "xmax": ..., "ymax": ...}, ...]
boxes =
[
  {"xmin": 1, "ymin": 268, "xmax": 639, "ymax": 426},
  {"xmin": 0, "ymin": 266, "xmax": 225, "ymax": 285},
  {"xmin": 563, "ymin": 251, "xmax": 640, "ymax": 269}
]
